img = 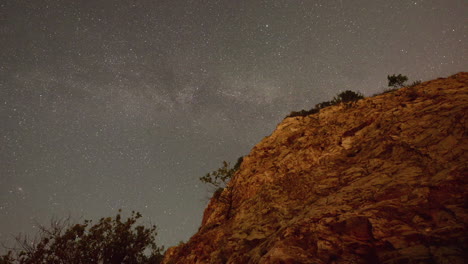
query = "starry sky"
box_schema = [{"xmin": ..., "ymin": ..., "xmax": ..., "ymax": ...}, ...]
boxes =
[{"xmin": 1, "ymin": 0, "xmax": 467, "ymax": 250}]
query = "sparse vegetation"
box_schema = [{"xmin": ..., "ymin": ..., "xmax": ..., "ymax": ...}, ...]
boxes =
[
  {"xmin": 373, "ymin": 74, "xmax": 422, "ymax": 96},
  {"xmin": 332, "ymin": 90, "xmax": 364, "ymax": 104},
  {"xmin": 387, "ymin": 74, "xmax": 422, "ymax": 89},
  {"xmin": 314, "ymin": 100, "xmax": 333, "ymax": 109},
  {"xmin": 199, "ymin": 157, "xmax": 244, "ymax": 219},
  {"xmin": 289, "ymin": 75, "xmax": 423, "ymax": 118},
  {"xmin": 387, "ymin": 74, "xmax": 408, "ymax": 88},
  {"xmin": 287, "ymin": 109, "xmax": 319, "ymax": 118},
  {"xmin": 199, "ymin": 160, "xmax": 233, "ymax": 188},
  {"xmin": 408, "ymin": 80, "xmax": 421, "ymax": 87},
  {"xmin": 286, "ymin": 90, "xmax": 364, "ymax": 118},
  {"xmin": 1, "ymin": 211, "xmax": 164, "ymax": 264},
  {"xmin": 199, "ymin": 157, "xmax": 243, "ymax": 189}
]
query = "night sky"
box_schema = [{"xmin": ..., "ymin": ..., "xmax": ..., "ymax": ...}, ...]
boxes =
[{"xmin": 1, "ymin": 0, "xmax": 466, "ymax": 249}]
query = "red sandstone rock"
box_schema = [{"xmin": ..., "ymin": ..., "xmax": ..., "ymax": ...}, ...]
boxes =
[{"xmin": 163, "ymin": 73, "xmax": 468, "ymax": 264}]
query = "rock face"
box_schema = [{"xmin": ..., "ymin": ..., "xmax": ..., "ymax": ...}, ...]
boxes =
[{"xmin": 163, "ymin": 73, "xmax": 468, "ymax": 264}]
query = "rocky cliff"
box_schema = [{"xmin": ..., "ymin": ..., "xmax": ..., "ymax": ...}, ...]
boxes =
[{"xmin": 163, "ymin": 73, "xmax": 468, "ymax": 264}]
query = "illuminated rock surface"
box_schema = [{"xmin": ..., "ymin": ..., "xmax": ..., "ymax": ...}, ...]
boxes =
[{"xmin": 163, "ymin": 73, "xmax": 468, "ymax": 264}]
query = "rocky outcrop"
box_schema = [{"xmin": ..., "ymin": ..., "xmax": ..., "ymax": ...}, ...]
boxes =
[{"xmin": 163, "ymin": 73, "xmax": 468, "ymax": 264}]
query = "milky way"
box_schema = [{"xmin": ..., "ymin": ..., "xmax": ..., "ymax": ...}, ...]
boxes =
[{"xmin": 1, "ymin": 0, "xmax": 467, "ymax": 249}]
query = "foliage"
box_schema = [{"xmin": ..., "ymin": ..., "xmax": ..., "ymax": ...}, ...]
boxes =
[
  {"xmin": 314, "ymin": 100, "xmax": 333, "ymax": 109},
  {"xmin": 374, "ymin": 74, "xmax": 421, "ymax": 96},
  {"xmin": 286, "ymin": 90, "xmax": 364, "ymax": 118},
  {"xmin": 199, "ymin": 157, "xmax": 244, "ymax": 218},
  {"xmin": 332, "ymin": 90, "xmax": 364, "ymax": 104},
  {"xmin": 199, "ymin": 157, "xmax": 243, "ymax": 188},
  {"xmin": 387, "ymin": 74, "xmax": 408, "ymax": 88},
  {"xmin": 1, "ymin": 211, "xmax": 164, "ymax": 264},
  {"xmin": 0, "ymin": 252, "xmax": 14, "ymax": 264},
  {"xmin": 232, "ymin": 156, "xmax": 243, "ymax": 171}
]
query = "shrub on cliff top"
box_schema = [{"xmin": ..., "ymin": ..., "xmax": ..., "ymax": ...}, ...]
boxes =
[
  {"xmin": 388, "ymin": 74, "xmax": 408, "ymax": 88},
  {"xmin": 374, "ymin": 74, "xmax": 421, "ymax": 96},
  {"xmin": 332, "ymin": 90, "xmax": 364, "ymax": 104},
  {"xmin": 286, "ymin": 90, "xmax": 364, "ymax": 118}
]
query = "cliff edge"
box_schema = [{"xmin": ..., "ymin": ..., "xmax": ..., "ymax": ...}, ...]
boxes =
[{"xmin": 164, "ymin": 73, "xmax": 468, "ymax": 264}]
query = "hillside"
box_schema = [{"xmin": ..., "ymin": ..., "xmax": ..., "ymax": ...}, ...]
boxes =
[{"xmin": 163, "ymin": 73, "xmax": 468, "ymax": 264}]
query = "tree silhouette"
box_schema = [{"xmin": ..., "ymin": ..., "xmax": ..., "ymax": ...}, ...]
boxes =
[
  {"xmin": 286, "ymin": 90, "xmax": 364, "ymax": 118},
  {"xmin": 1, "ymin": 211, "xmax": 164, "ymax": 264},
  {"xmin": 387, "ymin": 74, "xmax": 408, "ymax": 88},
  {"xmin": 200, "ymin": 157, "xmax": 243, "ymax": 189},
  {"xmin": 199, "ymin": 157, "xmax": 243, "ymax": 219},
  {"xmin": 332, "ymin": 90, "xmax": 364, "ymax": 104}
]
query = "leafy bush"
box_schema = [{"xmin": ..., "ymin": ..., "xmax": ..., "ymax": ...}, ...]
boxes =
[
  {"xmin": 332, "ymin": 90, "xmax": 364, "ymax": 104},
  {"xmin": 1, "ymin": 211, "xmax": 164, "ymax": 264},
  {"xmin": 387, "ymin": 74, "xmax": 408, "ymax": 88},
  {"xmin": 372, "ymin": 74, "xmax": 422, "ymax": 97}
]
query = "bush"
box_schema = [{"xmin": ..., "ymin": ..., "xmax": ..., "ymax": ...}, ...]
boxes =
[
  {"xmin": 1, "ymin": 211, "xmax": 164, "ymax": 264},
  {"xmin": 332, "ymin": 90, "xmax": 364, "ymax": 104},
  {"xmin": 374, "ymin": 74, "xmax": 421, "ymax": 96},
  {"xmin": 387, "ymin": 74, "xmax": 408, "ymax": 88},
  {"xmin": 286, "ymin": 90, "xmax": 364, "ymax": 118},
  {"xmin": 314, "ymin": 100, "xmax": 333, "ymax": 109}
]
